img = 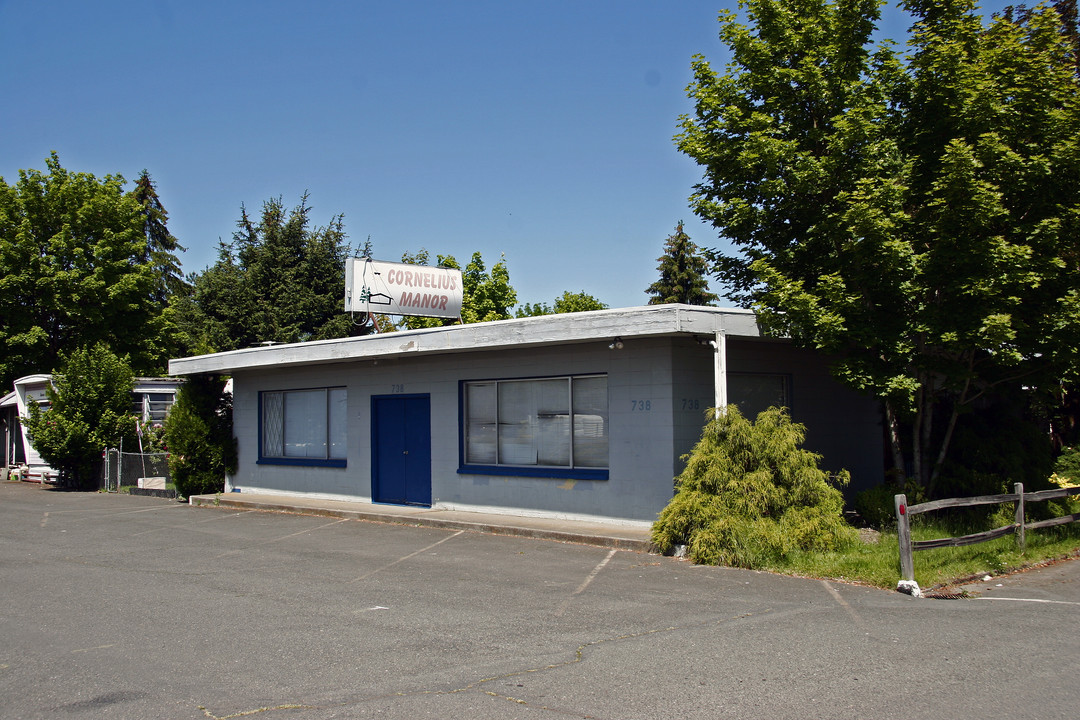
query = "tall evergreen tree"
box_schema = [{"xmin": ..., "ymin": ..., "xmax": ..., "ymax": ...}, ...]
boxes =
[
  {"xmin": 176, "ymin": 194, "xmax": 369, "ymax": 353},
  {"xmin": 645, "ymin": 222, "xmax": 718, "ymax": 305},
  {"xmin": 164, "ymin": 374, "xmax": 236, "ymax": 498},
  {"xmin": 132, "ymin": 170, "xmax": 188, "ymax": 303}
]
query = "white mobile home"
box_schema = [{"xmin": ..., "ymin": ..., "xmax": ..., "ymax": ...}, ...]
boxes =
[
  {"xmin": 1, "ymin": 374, "xmax": 182, "ymax": 482},
  {"xmin": 168, "ymin": 305, "xmax": 884, "ymax": 524},
  {"xmin": 1, "ymin": 374, "xmax": 55, "ymax": 481}
]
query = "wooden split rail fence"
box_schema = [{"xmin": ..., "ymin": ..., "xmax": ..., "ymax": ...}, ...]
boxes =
[{"xmin": 895, "ymin": 483, "xmax": 1080, "ymax": 583}]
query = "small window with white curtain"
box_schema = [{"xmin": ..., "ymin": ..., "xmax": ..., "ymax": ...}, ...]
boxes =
[
  {"xmin": 461, "ymin": 375, "xmax": 608, "ymax": 479},
  {"xmin": 260, "ymin": 387, "xmax": 347, "ymax": 466}
]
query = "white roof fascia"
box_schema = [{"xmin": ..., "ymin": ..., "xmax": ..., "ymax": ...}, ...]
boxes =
[
  {"xmin": 132, "ymin": 377, "xmax": 184, "ymax": 393},
  {"xmin": 12, "ymin": 375, "xmax": 52, "ymax": 415},
  {"xmin": 12, "ymin": 374, "xmax": 52, "ymax": 387},
  {"xmin": 4, "ymin": 375, "xmax": 183, "ymax": 409},
  {"xmin": 167, "ymin": 304, "xmax": 763, "ymax": 377}
]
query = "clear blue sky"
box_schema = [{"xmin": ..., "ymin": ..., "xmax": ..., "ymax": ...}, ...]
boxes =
[{"xmin": 0, "ymin": 1, "xmax": 1012, "ymax": 309}]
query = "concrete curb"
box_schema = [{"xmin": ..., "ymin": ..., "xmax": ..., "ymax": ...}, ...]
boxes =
[{"xmin": 189, "ymin": 494, "xmax": 657, "ymax": 553}]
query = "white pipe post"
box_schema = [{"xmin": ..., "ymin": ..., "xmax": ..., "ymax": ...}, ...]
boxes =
[{"xmin": 714, "ymin": 331, "xmax": 727, "ymax": 419}]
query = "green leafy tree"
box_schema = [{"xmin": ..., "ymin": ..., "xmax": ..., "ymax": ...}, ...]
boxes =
[
  {"xmin": 0, "ymin": 153, "xmax": 179, "ymax": 389},
  {"xmin": 645, "ymin": 222, "xmax": 717, "ymax": 306},
  {"xmin": 164, "ymin": 374, "xmax": 237, "ymax": 498},
  {"xmin": 396, "ymin": 250, "xmax": 517, "ymax": 329},
  {"xmin": 1005, "ymin": 0, "xmax": 1080, "ymax": 74},
  {"xmin": 176, "ymin": 194, "xmax": 370, "ymax": 352},
  {"xmin": 516, "ymin": 290, "xmax": 608, "ymax": 317},
  {"xmin": 678, "ymin": 0, "xmax": 1080, "ymax": 489},
  {"xmin": 22, "ymin": 343, "xmax": 138, "ymax": 488},
  {"xmin": 652, "ymin": 406, "xmax": 854, "ymax": 567}
]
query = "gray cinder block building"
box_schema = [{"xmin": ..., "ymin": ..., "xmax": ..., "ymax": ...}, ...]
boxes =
[{"xmin": 168, "ymin": 304, "xmax": 883, "ymax": 525}]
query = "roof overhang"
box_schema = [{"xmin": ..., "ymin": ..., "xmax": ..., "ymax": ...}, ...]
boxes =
[
  {"xmin": 4, "ymin": 375, "xmax": 182, "ymax": 405},
  {"xmin": 168, "ymin": 304, "xmax": 764, "ymax": 376},
  {"xmin": 132, "ymin": 377, "xmax": 184, "ymax": 393}
]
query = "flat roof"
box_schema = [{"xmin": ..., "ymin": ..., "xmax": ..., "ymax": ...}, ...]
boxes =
[{"xmin": 168, "ymin": 304, "xmax": 763, "ymax": 377}]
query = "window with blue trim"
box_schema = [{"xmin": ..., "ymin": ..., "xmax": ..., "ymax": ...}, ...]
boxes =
[
  {"xmin": 261, "ymin": 387, "xmax": 347, "ymax": 464},
  {"xmin": 462, "ymin": 375, "xmax": 607, "ymax": 474}
]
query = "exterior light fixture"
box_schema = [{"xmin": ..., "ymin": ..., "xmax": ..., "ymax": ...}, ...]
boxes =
[{"xmin": 609, "ymin": 337, "xmax": 624, "ymax": 350}]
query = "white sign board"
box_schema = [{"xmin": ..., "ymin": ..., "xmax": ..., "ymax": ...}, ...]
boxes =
[{"xmin": 345, "ymin": 258, "xmax": 464, "ymax": 319}]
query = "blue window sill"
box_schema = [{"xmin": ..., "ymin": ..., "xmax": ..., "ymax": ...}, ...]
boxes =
[
  {"xmin": 458, "ymin": 464, "xmax": 608, "ymax": 481},
  {"xmin": 258, "ymin": 457, "xmax": 347, "ymax": 468}
]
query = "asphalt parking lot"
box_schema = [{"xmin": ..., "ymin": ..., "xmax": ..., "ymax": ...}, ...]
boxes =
[{"xmin": 2, "ymin": 481, "xmax": 1080, "ymax": 719}]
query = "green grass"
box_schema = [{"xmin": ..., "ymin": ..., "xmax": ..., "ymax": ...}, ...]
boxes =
[{"xmin": 760, "ymin": 516, "xmax": 1080, "ymax": 590}]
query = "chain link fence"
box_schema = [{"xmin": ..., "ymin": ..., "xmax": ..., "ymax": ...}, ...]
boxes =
[{"xmin": 103, "ymin": 448, "xmax": 172, "ymax": 493}]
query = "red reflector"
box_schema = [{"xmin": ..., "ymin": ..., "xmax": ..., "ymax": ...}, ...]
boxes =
[{"xmin": 899, "ymin": 505, "xmax": 906, "ymax": 516}]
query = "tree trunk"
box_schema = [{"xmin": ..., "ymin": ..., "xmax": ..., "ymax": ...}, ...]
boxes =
[
  {"xmin": 920, "ymin": 382, "xmax": 934, "ymax": 487},
  {"xmin": 929, "ymin": 376, "xmax": 971, "ymax": 491},
  {"xmin": 885, "ymin": 400, "xmax": 906, "ymax": 479},
  {"xmin": 912, "ymin": 383, "xmax": 925, "ymax": 486}
]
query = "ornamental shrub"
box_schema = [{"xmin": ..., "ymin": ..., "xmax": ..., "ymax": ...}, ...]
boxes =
[
  {"xmin": 1054, "ymin": 446, "xmax": 1080, "ymax": 485},
  {"xmin": 164, "ymin": 375, "xmax": 236, "ymax": 498},
  {"xmin": 651, "ymin": 405, "xmax": 856, "ymax": 567}
]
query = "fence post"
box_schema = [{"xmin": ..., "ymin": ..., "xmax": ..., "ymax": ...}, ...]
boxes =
[
  {"xmin": 1015, "ymin": 482, "xmax": 1025, "ymax": 553},
  {"xmin": 895, "ymin": 493, "xmax": 919, "ymax": 597}
]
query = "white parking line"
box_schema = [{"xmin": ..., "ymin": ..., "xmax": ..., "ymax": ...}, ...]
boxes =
[
  {"xmin": 127, "ymin": 510, "xmax": 253, "ymax": 537},
  {"xmin": 43, "ymin": 504, "xmax": 187, "ymax": 517},
  {"xmin": 347, "ymin": 530, "xmax": 465, "ymax": 583},
  {"xmin": 40, "ymin": 503, "xmax": 187, "ymax": 528},
  {"xmin": 214, "ymin": 518, "xmax": 350, "ymax": 558},
  {"xmin": 975, "ymin": 597, "xmax": 1080, "ymax": 607},
  {"xmin": 556, "ymin": 548, "xmax": 618, "ymax": 616},
  {"xmin": 821, "ymin": 580, "xmax": 868, "ymax": 631}
]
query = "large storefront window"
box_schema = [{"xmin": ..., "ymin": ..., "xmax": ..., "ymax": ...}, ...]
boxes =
[
  {"xmin": 260, "ymin": 387, "xmax": 347, "ymax": 466},
  {"xmin": 461, "ymin": 375, "xmax": 608, "ymax": 479}
]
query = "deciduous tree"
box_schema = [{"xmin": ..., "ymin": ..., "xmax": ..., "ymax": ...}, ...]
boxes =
[
  {"xmin": 395, "ymin": 250, "xmax": 517, "ymax": 329},
  {"xmin": 516, "ymin": 290, "xmax": 608, "ymax": 317},
  {"xmin": 23, "ymin": 343, "xmax": 138, "ymax": 488},
  {"xmin": 678, "ymin": 0, "xmax": 1080, "ymax": 489},
  {"xmin": 0, "ymin": 154, "xmax": 178, "ymax": 388}
]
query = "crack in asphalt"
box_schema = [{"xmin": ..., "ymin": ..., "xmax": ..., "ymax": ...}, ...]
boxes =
[{"xmin": 194, "ymin": 608, "xmax": 768, "ymax": 719}]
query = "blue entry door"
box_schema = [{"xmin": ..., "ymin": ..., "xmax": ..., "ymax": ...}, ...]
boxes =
[{"xmin": 371, "ymin": 395, "xmax": 432, "ymax": 506}]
